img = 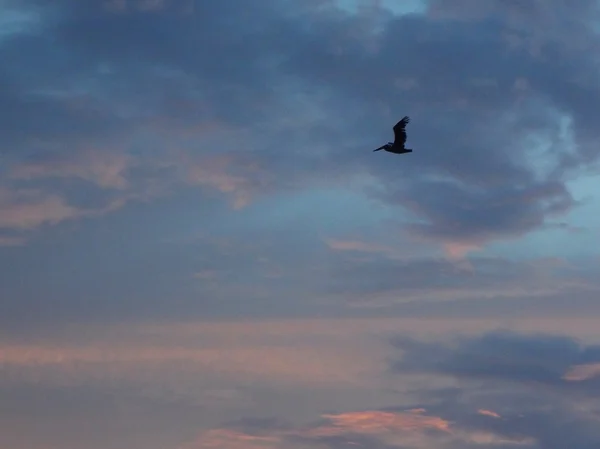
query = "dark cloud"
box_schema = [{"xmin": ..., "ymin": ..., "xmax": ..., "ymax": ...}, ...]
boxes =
[
  {"xmin": 1, "ymin": 0, "xmax": 599, "ymax": 247},
  {"xmin": 0, "ymin": 72, "xmax": 124, "ymax": 152},
  {"xmin": 285, "ymin": 1, "xmax": 600, "ymax": 242},
  {"xmin": 323, "ymin": 251, "xmax": 599, "ymax": 310},
  {"xmin": 176, "ymin": 331, "xmax": 600, "ymax": 449},
  {"xmin": 390, "ymin": 396, "xmax": 600, "ymax": 449},
  {"xmin": 381, "ymin": 178, "xmax": 574, "ymax": 244},
  {"xmin": 387, "ymin": 287, "xmax": 600, "ymax": 319},
  {"xmin": 384, "ymin": 331, "xmax": 600, "ymax": 449},
  {"xmin": 2, "ymin": 0, "xmax": 288, "ymax": 128},
  {"xmin": 391, "ymin": 330, "xmax": 600, "ymax": 390}
]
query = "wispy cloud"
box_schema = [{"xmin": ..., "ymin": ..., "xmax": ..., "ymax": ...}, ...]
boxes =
[
  {"xmin": 563, "ymin": 363, "xmax": 600, "ymax": 382},
  {"xmin": 390, "ymin": 330, "xmax": 600, "ymax": 396},
  {"xmin": 478, "ymin": 409, "xmax": 502, "ymax": 419},
  {"xmin": 324, "ymin": 238, "xmax": 397, "ymax": 255},
  {"xmin": 185, "ymin": 408, "xmax": 534, "ymax": 449},
  {"xmin": 0, "ymin": 319, "xmax": 395, "ymax": 396},
  {"xmin": 10, "ymin": 149, "xmax": 132, "ymax": 189},
  {"xmin": 0, "ymin": 187, "xmax": 89, "ymax": 229}
]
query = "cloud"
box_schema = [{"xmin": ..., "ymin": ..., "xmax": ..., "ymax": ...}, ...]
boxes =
[
  {"xmin": 386, "ymin": 330, "xmax": 600, "ymax": 449},
  {"xmin": 181, "ymin": 152, "xmax": 267, "ymax": 209},
  {"xmin": 183, "ymin": 329, "xmax": 595, "ymax": 449},
  {"xmin": 10, "ymin": 149, "xmax": 132, "ymax": 189},
  {"xmin": 0, "ymin": 183, "xmax": 136, "ymax": 236},
  {"xmin": 2, "ymin": 191, "xmax": 599, "ymax": 330},
  {"xmin": 2, "ymin": 3, "xmax": 600, "ymax": 448},
  {"xmin": 0, "ymin": 234, "xmax": 26, "ymax": 247},
  {"xmin": 183, "ymin": 409, "xmax": 451, "ymax": 449},
  {"xmin": 322, "ymin": 250, "xmax": 599, "ymax": 309},
  {"xmin": 383, "ymin": 178, "xmax": 574, "ymax": 247},
  {"xmin": 0, "ymin": 341, "xmax": 376, "ymax": 389},
  {"xmin": 310, "ymin": 409, "xmax": 450, "ymax": 434},
  {"xmin": 3, "ymin": 321, "xmax": 600, "ymax": 449},
  {"xmin": 0, "ymin": 187, "xmax": 88, "ymax": 229},
  {"xmin": 1, "ymin": 0, "xmax": 599, "ymax": 250},
  {"xmin": 324, "ymin": 238, "xmax": 396, "ymax": 255},
  {"xmin": 6, "ymin": 317, "xmax": 600, "ymax": 403},
  {"xmin": 563, "ymin": 363, "xmax": 600, "ymax": 382},
  {"xmin": 0, "ymin": 319, "xmax": 396, "ymax": 398},
  {"xmin": 185, "ymin": 408, "xmax": 536, "ymax": 449},
  {"xmin": 390, "ymin": 330, "xmax": 600, "ymax": 393},
  {"xmin": 183, "ymin": 429, "xmax": 281, "ymax": 449},
  {"xmin": 478, "ymin": 409, "xmax": 501, "ymax": 419}
]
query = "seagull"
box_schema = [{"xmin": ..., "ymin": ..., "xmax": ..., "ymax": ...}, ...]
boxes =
[{"xmin": 373, "ymin": 116, "xmax": 413, "ymax": 154}]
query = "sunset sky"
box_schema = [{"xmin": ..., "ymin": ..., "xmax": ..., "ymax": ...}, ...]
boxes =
[{"xmin": 1, "ymin": 0, "xmax": 600, "ymax": 448}]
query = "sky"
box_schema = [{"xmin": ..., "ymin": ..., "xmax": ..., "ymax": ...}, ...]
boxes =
[{"xmin": 1, "ymin": 0, "xmax": 600, "ymax": 448}]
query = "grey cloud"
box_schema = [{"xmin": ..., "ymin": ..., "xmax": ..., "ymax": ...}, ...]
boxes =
[
  {"xmin": 0, "ymin": 76, "xmax": 124, "ymax": 152},
  {"xmin": 391, "ymin": 331, "xmax": 600, "ymax": 389},
  {"xmin": 384, "ymin": 178, "xmax": 574, "ymax": 244},
  {"xmin": 383, "ymin": 330, "xmax": 600, "ymax": 449},
  {"xmin": 277, "ymin": 4, "xmax": 600, "ymax": 242},
  {"xmin": 323, "ymin": 251, "xmax": 599, "ymax": 308},
  {"xmin": 392, "ymin": 396, "xmax": 600, "ymax": 449},
  {"xmin": 2, "ymin": 209, "xmax": 597, "ymax": 333},
  {"xmin": 1, "ymin": 0, "xmax": 600, "ymax": 247},
  {"xmin": 11, "ymin": 0, "xmax": 287, "ymax": 124},
  {"xmin": 385, "ymin": 288, "xmax": 600, "ymax": 319}
]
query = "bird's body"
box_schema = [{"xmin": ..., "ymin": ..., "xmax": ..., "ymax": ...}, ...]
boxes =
[{"xmin": 373, "ymin": 116, "xmax": 413, "ymax": 154}]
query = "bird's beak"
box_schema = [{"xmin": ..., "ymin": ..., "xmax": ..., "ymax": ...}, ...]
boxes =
[{"xmin": 373, "ymin": 147, "xmax": 383, "ymax": 151}]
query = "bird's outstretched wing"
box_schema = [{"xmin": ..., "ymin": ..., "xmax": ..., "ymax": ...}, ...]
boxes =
[{"xmin": 393, "ymin": 116, "xmax": 410, "ymax": 146}]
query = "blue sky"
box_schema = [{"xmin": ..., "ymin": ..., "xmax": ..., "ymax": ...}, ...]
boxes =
[{"xmin": 1, "ymin": 1, "xmax": 600, "ymax": 448}]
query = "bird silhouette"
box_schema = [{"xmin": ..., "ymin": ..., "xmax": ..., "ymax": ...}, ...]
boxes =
[{"xmin": 373, "ymin": 116, "xmax": 413, "ymax": 154}]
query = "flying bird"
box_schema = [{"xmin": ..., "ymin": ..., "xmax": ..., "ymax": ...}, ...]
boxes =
[{"xmin": 373, "ymin": 116, "xmax": 413, "ymax": 154}]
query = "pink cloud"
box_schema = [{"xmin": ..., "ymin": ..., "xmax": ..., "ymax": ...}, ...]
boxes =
[
  {"xmin": 1, "ymin": 147, "xmax": 175, "ymax": 237},
  {"xmin": 0, "ymin": 188, "xmax": 83, "ymax": 230},
  {"xmin": 478, "ymin": 409, "xmax": 502, "ymax": 418},
  {"xmin": 182, "ymin": 429, "xmax": 281, "ymax": 449},
  {"xmin": 563, "ymin": 363, "xmax": 600, "ymax": 381},
  {"xmin": 181, "ymin": 153, "xmax": 266, "ymax": 210},
  {"xmin": 0, "ymin": 187, "xmax": 131, "ymax": 232},
  {"xmin": 185, "ymin": 407, "xmax": 531, "ymax": 449},
  {"xmin": 0, "ymin": 327, "xmax": 386, "ymax": 389},
  {"xmin": 308, "ymin": 409, "xmax": 451, "ymax": 435},
  {"xmin": 325, "ymin": 238, "xmax": 395, "ymax": 254},
  {"xmin": 10, "ymin": 149, "xmax": 131, "ymax": 190},
  {"xmin": 0, "ymin": 125, "xmax": 266, "ymax": 237},
  {"xmin": 443, "ymin": 241, "xmax": 482, "ymax": 259},
  {"xmin": 184, "ymin": 410, "xmax": 452, "ymax": 449}
]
